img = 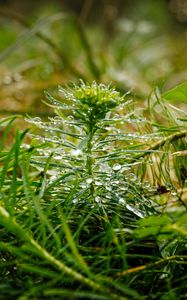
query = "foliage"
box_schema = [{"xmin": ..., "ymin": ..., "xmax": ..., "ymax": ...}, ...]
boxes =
[
  {"xmin": 0, "ymin": 81, "xmax": 186, "ymax": 299},
  {"xmin": 163, "ymin": 81, "xmax": 187, "ymax": 103},
  {"xmin": 1, "ymin": 1, "xmax": 187, "ymax": 116}
]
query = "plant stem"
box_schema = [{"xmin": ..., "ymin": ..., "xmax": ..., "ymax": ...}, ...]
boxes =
[
  {"xmin": 116, "ymin": 255, "xmax": 187, "ymax": 278},
  {"xmin": 86, "ymin": 120, "xmax": 95, "ymax": 197},
  {"xmin": 146, "ymin": 129, "xmax": 187, "ymax": 151},
  {"xmin": 132, "ymin": 129, "xmax": 187, "ymax": 162},
  {"xmin": 86, "ymin": 132, "xmax": 94, "ymax": 176}
]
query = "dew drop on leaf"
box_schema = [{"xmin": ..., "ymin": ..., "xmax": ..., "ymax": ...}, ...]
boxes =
[
  {"xmin": 71, "ymin": 149, "xmax": 82, "ymax": 156},
  {"xmin": 95, "ymin": 196, "xmax": 101, "ymax": 203},
  {"xmin": 86, "ymin": 178, "xmax": 93, "ymax": 184},
  {"xmin": 113, "ymin": 163, "xmax": 122, "ymax": 171},
  {"xmin": 119, "ymin": 198, "xmax": 126, "ymax": 205},
  {"xmin": 54, "ymin": 155, "xmax": 62, "ymax": 160},
  {"xmin": 95, "ymin": 181, "xmax": 102, "ymax": 186}
]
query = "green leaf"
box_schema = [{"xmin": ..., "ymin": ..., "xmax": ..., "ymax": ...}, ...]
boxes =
[
  {"xmin": 44, "ymin": 91, "xmax": 76, "ymax": 110},
  {"xmin": 134, "ymin": 215, "xmax": 171, "ymax": 239},
  {"xmin": 163, "ymin": 82, "xmax": 187, "ymax": 103}
]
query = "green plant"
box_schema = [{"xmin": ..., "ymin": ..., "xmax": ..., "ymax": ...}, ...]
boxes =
[
  {"xmin": 26, "ymin": 81, "xmax": 161, "ymax": 217},
  {"xmin": 0, "ymin": 81, "xmax": 186, "ymax": 300}
]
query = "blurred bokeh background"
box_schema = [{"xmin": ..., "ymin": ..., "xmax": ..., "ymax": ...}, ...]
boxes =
[{"xmin": 0, "ymin": 0, "xmax": 187, "ymax": 116}]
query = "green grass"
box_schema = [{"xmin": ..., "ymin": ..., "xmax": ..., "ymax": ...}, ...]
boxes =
[{"xmin": 0, "ymin": 81, "xmax": 186, "ymax": 300}]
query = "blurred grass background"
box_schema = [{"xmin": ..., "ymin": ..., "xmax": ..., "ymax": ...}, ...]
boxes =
[{"xmin": 0, "ymin": 0, "xmax": 187, "ymax": 116}]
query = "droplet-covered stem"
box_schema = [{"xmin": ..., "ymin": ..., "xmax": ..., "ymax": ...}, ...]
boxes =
[{"xmin": 86, "ymin": 117, "xmax": 96, "ymax": 196}]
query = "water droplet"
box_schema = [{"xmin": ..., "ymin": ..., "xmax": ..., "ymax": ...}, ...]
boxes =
[
  {"xmin": 49, "ymin": 175, "xmax": 57, "ymax": 182},
  {"xmin": 112, "ymin": 180, "xmax": 119, "ymax": 185},
  {"xmin": 86, "ymin": 178, "xmax": 93, "ymax": 184},
  {"xmin": 95, "ymin": 196, "xmax": 101, "ymax": 203},
  {"xmin": 123, "ymin": 167, "xmax": 130, "ymax": 171},
  {"xmin": 80, "ymin": 183, "xmax": 87, "ymax": 188},
  {"xmin": 128, "ymin": 173, "xmax": 137, "ymax": 182},
  {"xmin": 54, "ymin": 116, "xmax": 62, "ymax": 121},
  {"xmin": 119, "ymin": 198, "xmax": 126, "ymax": 205},
  {"xmin": 106, "ymin": 185, "xmax": 112, "ymax": 191},
  {"xmin": 113, "ymin": 163, "xmax": 122, "ymax": 171},
  {"xmin": 21, "ymin": 144, "xmax": 30, "ymax": 149},
  {"xmin": 67, "ymin": 116, "xmax": 75, "ymax": 121},
  {"xmin": 171, "ymin": 191, "xmax": 177, "ymax": 196},
  {"xmin": 120, "ymin": 186, "xmax": 128, "ymax": 191},
  {"xmin": 102, "ymin": 199, "xmax": 107, "ymax": 203},
  {"xmin": 126, "ymin": 204, "xmax": 144, "ymax": 218},
  {"xmin": 47, "ymin": 170, "xmax": 59, "ymax": 176},
  {"xmin": 73, "ymin": 199, "xmax": 78, "ymax": 204},
  {"xmin": 54, "ymin": 155, "xmax": 62, "ymax": 160},
  {"xmin": 71, "ymin": 149, "xmax": 82, "ymax": 156},
  {"xmin": 95, "ymin": 181, "xmax": 102, "ymax": 186}
]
